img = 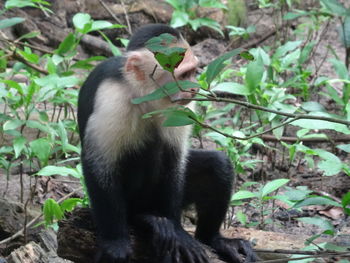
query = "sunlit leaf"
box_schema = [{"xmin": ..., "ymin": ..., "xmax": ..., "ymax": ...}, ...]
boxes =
[{"xmin": 261, "ymin": 179, "xmax": 289, "ymax": 197}]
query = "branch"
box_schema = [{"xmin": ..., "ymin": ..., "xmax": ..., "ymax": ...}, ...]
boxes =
[
  {"xmin": 191, "ymin": 116, "xmax": 299, "ymax": 141},
  {"xmin": 261, "ymin": 134, "xmax": 350, "ymax": 143},
  {"xmin": 12, "ymin": 52, "xmax": 48, "ymax": 75},
  {"xmin": 185, "ymin": 91, "xmax": 350, "ymax": 126}
]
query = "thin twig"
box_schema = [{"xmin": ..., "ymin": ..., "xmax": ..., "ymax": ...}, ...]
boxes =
[
  {"xmin": 98, "ymin": 0, "xmax": 122, "ymax": 25},
  {"xmin": 120, "ymin": 0, "xmax": 132, "ymax": 35},
  {"xmin": 256, "ymin": 252, "xmax": 350, "ymax": 263},
  {"xmin": 0, "ymin": 38, "xmax": 53, "ymax": 54},
  {"xmin": 12, "ymin": 52, "xmax": 48, "ymax": 75},
  {"xmin": 261, "ymin": 134, "xmax": 350, "ymax": 143},
  {"xmin": 181, "ymin": 92, "xmax": 350, "ymax": 126},
  {"xmin": 191, "ymin": 116, "xmax": 299, "ymax": 141}
]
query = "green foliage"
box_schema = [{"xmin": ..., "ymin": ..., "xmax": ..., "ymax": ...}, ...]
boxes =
[
  {"xmin": 205, "ymin": 48, "xmax": 243, "ymax": 85},
  {"xmin": 0, "ymin": 5, "xmax": 122, "ymax": 225},
  {"xmin": 226, "ymin": 25, "xmax": 255, "ymax": 40},
  {"xmin": 132, "ymin": 81, "xmax": 200, "ymax": 105},
  {"xmin": 43, "ymin": 198, "xmax": 82, "ymax": 227},
  {"xmin": 0, "ymin": 17, "xmax": 25, "ymax": 30},
  {"xmin": 231, "ymin": 179, "xmax": 289, "ymax": 227},
  {"xmin": 166, "ymin": 0, "xmax": 225, "ymax": 34}
]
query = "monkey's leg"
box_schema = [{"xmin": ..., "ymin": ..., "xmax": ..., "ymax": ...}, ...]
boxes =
[
  {"xmin": 184, "ymin": 149, "xmax": 258, "ymax": 263},
  {"xmin": 82, "ymin": 158, "xmax": 131, "ymax": 263}
]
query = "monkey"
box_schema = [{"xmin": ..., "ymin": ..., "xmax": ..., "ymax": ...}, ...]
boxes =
[{"xmin": 77, "ymin": 24, "xmax": 257, "ymax": 263}]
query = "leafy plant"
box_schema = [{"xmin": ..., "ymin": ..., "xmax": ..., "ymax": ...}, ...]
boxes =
[
  {"xmin": 231, "ymin": 179, "xmax": 290, "ymax": 228},
  {"xmin": 166, "ymin": 0, "xmax": 225, "ymax": 34},
  {"xmin": 226, "ymin": 25, "xmax": 256, "ymax": 40},
  {"xmin": 0, "ymin": 4, "xmax": 122, "ymax": 220}
]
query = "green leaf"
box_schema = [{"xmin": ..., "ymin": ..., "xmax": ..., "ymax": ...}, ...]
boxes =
[
  {"xmin": 245, "ymin": 55, "xmax": 264, "ymax": 93},
  {"xmin": 165, "ymin": 0, "xmax": 181, "ymax": 9},
  {"xmin": 330, "ymin": 58, "xmax": 349, "ymax": 80},
  {"xmin": 98, "ymin": 31, "xmax": 121, "ymax": 57},
  {"xmin": 236, "ymin": 210, "xmax": 247, "ymax": 225},
  {"xmin": 337, "ymin": 144, "xmax": 350, "ymax": 153},
  {"xmin": 60, "ymin": 198, "xmax": 82, "ymax": 212},
  {"xmin": 170, "ymin": 10, "xmax": 189, "ymax": 28},
  {"xmin": 206, "ymin": 48, "xmax": 242, "ymax": 85},
  {"xmin": 341, "ymin": 15, "xmax": 350, "ymax": 48},
  {"xmin": 314, "ymin": 149, "xmax": 343, "ymax": 176},
  {"xmin": 283, "ymin": 11, "xmax": 308, "ymax": 20},
  {"xmin": 298, "ymin": 217, "xmax": 334, "ymax": 231},
  {"xmin": 26, "ymin": 120, "xmax": 53, "ymax": 135},
  {"xmin": 292, "ymin": 113, "xmax": 350, "ymax": 134},
  {"xmin": 17, "ymin": 31, "xmax": 40, "ymax": 41},
  {"xmin": 342, "ymin": 191, "xmax": 350, "ymax": 211},
  {"xmin": 132, "ymin": 81, "xmax": 200, "ymax": 104},
  {"xmin": 43, "ymin": 198, "xmax": 64, "ymax": 225},
  {"xmin": 320, "ymin": 0, "xmax": 347, "ymax": 16},
  {"xmin": 261, "ymin": 179, "xmax": 289, "ymax": 197},
  {"xmin": 294, "ymin": 196, "xmax": 341, "ymax": 208},
  {"xmin": 39, "ymin": 111, "xmax": 49, "ymax": 122},
  {"xmin": 155, "ymin": 52, "xmax": 185, "ymax": 72},
  {"xmin": 37, "ymin": 165, "xmax": 81, "ymax": 178},
  {"xmin": 71, "ymin": 56, "xmax": 105, "ymax": 70},
  {"xmin": 301, "ymin": 101, "xmax": 325, "ymax": 112},
  {"xmin": 281, "ymin": 48, "xmax": 300, "ymax": 68},
  {"xmin": 162, "ymin": 108, "xmax": 196, "ymax": 126},
  {"xmin": 299, "ymin": 41, "xmax": 316, "ymax": 64},
  {"xmin": 240, "ymin": 51, "xmax": 254, "ymax": 61},
  {"xmin": 56, "ymin": 33, "xmax": 76, "ymax": 55},
  {"xmin": 17, "ymin": 49, "xmax": 39, "ymax": 64},
  {"xmin": 0, "ymin": 17, "xmax": 25, "ymax": 29},
  {"xmin": 231, "ymin": 190, "xmax": 257, "ymax": 201},
  {"xmin": 29, "ymin": 138, "xmax": 51, "ymax": 166},
  {"xmin": 3, "ymin": 119, "xmax": 24, "ymax": 131},
  {"xmin": 146, "ymin": 33, "xmax": 178, "ymax": 53},
  {"xmin": 13, "ymin": 136, "xmax": 26, "ymax": 158},
  {"xmin": 5, "ymin": 0, "xmax": 37, "ymax": 8},
  {"xmin": 199, "ymin": 0, "xmax": 227, "ymax": 9},
  {"xmin": 72, "ymin": 13, "xmax": 91, "ymax": 31},
  {"xmin": 212, "ymin": 82, "xmax": 251, "ymax": 95},
  {"xmin": 142, "ymin": 107, "xmax": 197, "ymax": 127},
  {"xmin": 273, "ymin": 41, "xmax": 302, "ymax": 59},
  {"xmin": 91, "ymin": 20, "xmax": 113, "ymax": 31},
  {"xmin": 189, "ymin": 18, "xmax": 223, "ymax": 35}
]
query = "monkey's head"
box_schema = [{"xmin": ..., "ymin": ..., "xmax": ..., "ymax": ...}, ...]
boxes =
[{"xmin": 123, "ymin": 24, "xmax": 199, "ymax": 108}]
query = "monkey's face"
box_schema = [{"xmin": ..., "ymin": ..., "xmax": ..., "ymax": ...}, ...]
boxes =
[{"xmin": 125, "ymin": 41, "xmax": 198, "ymax": 107}]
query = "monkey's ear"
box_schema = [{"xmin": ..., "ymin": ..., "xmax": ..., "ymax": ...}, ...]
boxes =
[{"xmin": 125, "ymin": 52, "xmax": 145, "ymax": 81}]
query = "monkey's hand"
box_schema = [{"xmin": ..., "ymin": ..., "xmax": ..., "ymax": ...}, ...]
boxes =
[
  {"xmin": 95, "ymin": 238, "xmax": 132, "ymax": 263},
  {"xmin": 133, "ymin": 215, "xmax": 177, "ymax": 257},
  {"xmin": 172, "ymin": 228, "xmax": 210, "ymax": 263},
  {"xmin": 206, "ymin": 235, "xmax": 258, "ymax": 263}
]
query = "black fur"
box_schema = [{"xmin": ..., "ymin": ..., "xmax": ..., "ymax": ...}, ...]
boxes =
[
  {"xmin": 77, "ymin": 24, "xmax": 257, "ymax": 263},
  {"xmin": 127, "ymin": 24, "xmax": 181, "ymax": 51}
]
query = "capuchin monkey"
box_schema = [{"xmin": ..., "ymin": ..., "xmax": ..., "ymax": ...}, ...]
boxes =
[{"xmin": 77, "ymin": 24, "xmax": 257, "ymax": 263}]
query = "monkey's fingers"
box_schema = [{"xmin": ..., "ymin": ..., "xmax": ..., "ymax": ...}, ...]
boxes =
[
  {"xmin": 179, "ymin": 244, "xmax": 210, "ymax": 263},
  {"xmin": 153, "ymin": 217, "xmax": 176, "ymax": 256},
  {"xmin": 232, "ymin": 239, "xmax": 259, "ymax": 262}
]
